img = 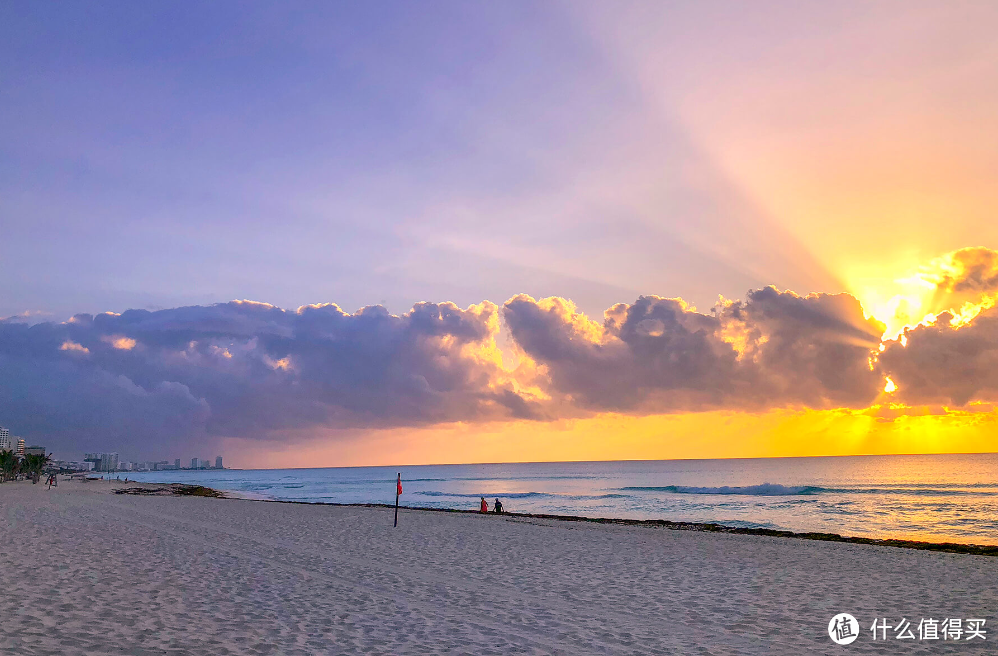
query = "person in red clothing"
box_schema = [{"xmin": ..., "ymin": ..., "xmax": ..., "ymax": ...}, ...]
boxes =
[{"xmin": 480, "ymin": 496, "xmax": 488, "ymax": 513}]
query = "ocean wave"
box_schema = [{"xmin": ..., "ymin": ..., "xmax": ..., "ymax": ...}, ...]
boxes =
[
  {"xmin": 621, "ymin": 484, "xmax": 998, "ymax": 497},
  {"xmin": 621, "ymin": 484, "xmax": 820, "ymax": 496},
  {"xmin": 412, "ymin": 491, "xmax": 631, "ymax": 501},
  {"xmin": 436, "ymin": 475, "xmax": 612, "ymax": 483},
  {"xmin": 414, "ymin": 491, "xmax": 554, "ymax": 499}
]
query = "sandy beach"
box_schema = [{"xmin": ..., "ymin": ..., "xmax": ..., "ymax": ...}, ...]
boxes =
[{"xmin": 2, "ymin": 479, "xmax": 995, "ymax": 655}]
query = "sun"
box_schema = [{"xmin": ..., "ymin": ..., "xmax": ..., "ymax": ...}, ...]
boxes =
[{"xmin": 852, "ymin": 248, "xmax": 998, "ymax": 341}]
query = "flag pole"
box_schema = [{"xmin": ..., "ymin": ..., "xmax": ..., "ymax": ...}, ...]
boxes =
[{"xmin": 394, "ymin": 472, "xmax": 400, "ymax": 527}]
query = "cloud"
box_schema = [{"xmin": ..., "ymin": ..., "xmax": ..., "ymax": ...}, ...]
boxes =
[
  {"xmin": 929, "ymin": 247, "xmax": 998, "ymax": 296},
  {"xmin": 0, "ymin": 300, "xmax": 529, "ymax": 457},
  {"xmin": 59, "ymin": 340, "xmax": 89, "ymax": 353},
  {"xmin": 504, "ymin": 286, "xmax": 885, "ymax": 413},
  {"xmin": 501, "ymin": 293, "xmax": 738, "ymax": 412},
  {"xmin": 102, "ymin": 335, "xmax": 137, "ymax": 350},
  {"xmin": 871, "ymin": 247, "xmax": 998, "ymax": 409},
  {"xmin": 879, "ymin": 305, "xmax": 998, "ymax": 407},
  {"xmin": 716, "ymin": 287, "xmax": 886, "ymax": 407},
  {"xmin": 875, "ymin": 247, "xmax": 998, "ymax": 338},
  {"xmin": 6, "ymin": 256, "xmax": 998, "ymax": 460}
]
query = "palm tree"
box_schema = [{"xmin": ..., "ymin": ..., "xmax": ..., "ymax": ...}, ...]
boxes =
[
  {"xmin": 0, "ymin": 450, "xmax": 17, "ymax": 483},
  {"xmin": 23, "ymin": 452, "xmax": 50, "ymax": 484}
]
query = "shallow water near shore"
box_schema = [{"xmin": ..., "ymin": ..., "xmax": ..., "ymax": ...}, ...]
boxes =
[{"xmin": 125, "ymin": 453, "xmax": 998, "ymax": 544}]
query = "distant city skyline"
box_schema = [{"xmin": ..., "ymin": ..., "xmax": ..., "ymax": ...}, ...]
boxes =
[
  {"xmin": 2, "ymin": 422, "xmax": 225, "ymax": 470},
  {"xmin": 80, "ymin": 451, "xmax": 225, "ymax": 473}
]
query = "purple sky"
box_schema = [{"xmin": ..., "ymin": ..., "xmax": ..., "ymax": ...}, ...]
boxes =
[
  {"xmin": 3, "ymin": 2, "xmax": 998, "ymax": 463},
  {"xmin": 2, "ymin": 2, "xmax": 860, "ymax": 323}
]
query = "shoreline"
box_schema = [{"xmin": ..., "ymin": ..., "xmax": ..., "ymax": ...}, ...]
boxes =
[{"xmin": 116, "ymin": 482, "xmax": 998, "ymax": 557}]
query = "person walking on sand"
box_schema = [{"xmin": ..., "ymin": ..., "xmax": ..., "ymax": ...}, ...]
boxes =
[
  {"xmin": 480, "ymin": 497, "xmax": 488, "ymax": 513},
  {"xmin": 493, "ymin": 498, "xmax": 503, "ymax": 514}
]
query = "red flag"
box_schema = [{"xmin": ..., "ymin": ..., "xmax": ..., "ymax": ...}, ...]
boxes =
[{"xmin": 397, "ymin": 474, "xmax": 403, "ymax": 496}]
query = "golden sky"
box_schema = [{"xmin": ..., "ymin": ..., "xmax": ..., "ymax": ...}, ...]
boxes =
[{"xmin": 228, "ymin": 406, "xmax": 998, "ymax": 469}]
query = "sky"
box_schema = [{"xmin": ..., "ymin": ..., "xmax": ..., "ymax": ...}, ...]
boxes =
[{"xmin": 2, "ymin": 2, "xmax": 998, "ymax": 466}]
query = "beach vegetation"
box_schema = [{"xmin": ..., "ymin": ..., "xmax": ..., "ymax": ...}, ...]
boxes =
[
  {"xmin": 22, "ymin": 452, "xmax": 51, "ymax": 484},
  {"xmin": 0, "ymin": 450, "xmax": 20, "ymax": 482}
]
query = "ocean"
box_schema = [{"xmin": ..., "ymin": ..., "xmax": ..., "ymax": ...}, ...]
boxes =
[{"xmin": 124, "ymin": 453, "xmax": 998, "ymax": 545}]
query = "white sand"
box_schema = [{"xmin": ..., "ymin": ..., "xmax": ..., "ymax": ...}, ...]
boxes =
[{"xmin": 1, "ymin": 479, "xmax": 995, "ymax": 655}]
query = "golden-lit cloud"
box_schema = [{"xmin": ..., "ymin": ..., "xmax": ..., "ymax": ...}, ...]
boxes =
[
  {"xmin": 267, "ymin": 356, "xmax": 292, "ymax": 371},
  {"xmin": 102, "ymin": 335, "xmax": 137, "ymax": 350},
  {"xmin": 8, "ymin": 247, "xmax": 998, "ymax": 463},
  {"xmin": 859, "ymin": 247, "xmax": 998, "ymax": 339}
]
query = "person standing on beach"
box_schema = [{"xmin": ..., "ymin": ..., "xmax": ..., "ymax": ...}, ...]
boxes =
[{"xmin": 480, "ymin": 497, "xmax": 488, "ymax": 513}]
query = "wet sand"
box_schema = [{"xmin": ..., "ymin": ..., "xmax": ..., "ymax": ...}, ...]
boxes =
[{"xmin": 2, "ymin": 478, "xmax": 995, "ymax": 655}]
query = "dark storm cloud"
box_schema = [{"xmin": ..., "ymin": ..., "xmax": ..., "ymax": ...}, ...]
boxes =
[
  {"xmin": 504, "ymin": 287, "xmax": 885, "ymax": 412},
  {"xmin": 0, "ymin": 300, "xmax": 527, "ymax": 456}
]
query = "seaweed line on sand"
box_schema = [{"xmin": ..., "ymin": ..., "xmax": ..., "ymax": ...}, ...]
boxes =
[{"xmin": 115, "ymin": 484, "xmax": 226, "ymax": 498}]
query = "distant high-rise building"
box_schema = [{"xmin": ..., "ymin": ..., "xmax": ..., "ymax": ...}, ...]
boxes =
[
  {"xmin": 215, "ymin": 456, "xmax": 223, "ymax": 469},
  {"xmin": 16, "ymin": 439, "xmax": 25, "ymax": 455},
  {"xmin": 0, "ymin": 426, "xmax": 10, "ymax": 451},
  {"xmin": 84, "ymin": 452, "xmax": 119, "ymax": 472},
  {"xmin": 175, "ymin": 458, "xmax": 181, "ymax": 469},
  {"xmin": 191, "ymin": 457, "xmax": 203, "ymax": 469},
  {"xmin": 24, "ymin": 446, "xmax": 45, "ymax": 456}
]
